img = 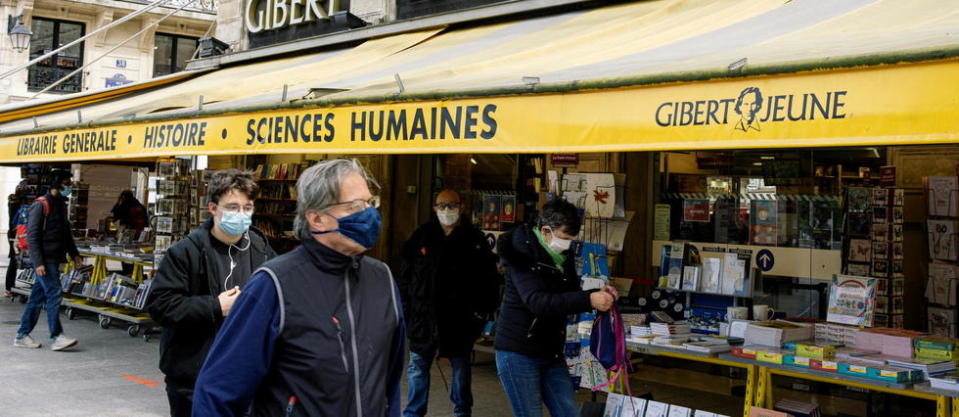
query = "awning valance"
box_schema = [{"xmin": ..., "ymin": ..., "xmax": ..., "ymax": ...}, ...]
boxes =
[{"xmin": 1, "ymin": 0, "xmax": 957, "ymax": 162}]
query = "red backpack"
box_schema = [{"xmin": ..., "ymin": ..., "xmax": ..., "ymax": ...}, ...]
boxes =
[{"xmin": 15, "ymin": 197, "xmax": 50, "ymax": 251}]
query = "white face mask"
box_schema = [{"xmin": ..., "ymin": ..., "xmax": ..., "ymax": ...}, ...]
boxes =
[
  {"xmin": 545, "ymin": 227, "xmax": 573, "ymax": 252},
  {"xmin": 437, "ymin": 208, "xmax": 460, "ymax": 226}
]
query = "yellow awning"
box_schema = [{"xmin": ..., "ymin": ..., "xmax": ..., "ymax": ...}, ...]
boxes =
[{"xmin": 0, "ymin": 0, "xmax": 957, "ymax": 162}]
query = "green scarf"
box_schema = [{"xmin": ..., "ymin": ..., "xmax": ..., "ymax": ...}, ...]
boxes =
[{"xmin": 533, "ymin": 226, "xmax": 566, "ymax": 270}]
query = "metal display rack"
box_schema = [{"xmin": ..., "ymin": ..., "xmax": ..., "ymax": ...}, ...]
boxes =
[{"xmin": 11, "ymin": 250, "xmax": 156, "ymax": 340}]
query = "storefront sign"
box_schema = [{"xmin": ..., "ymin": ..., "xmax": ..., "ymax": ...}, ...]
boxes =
[
  {"xmin": 880, "ymin": 166, "xmax": 897, "ymax": 188},
  {"xmin": 2, "ymin": 60, "xmax": 959, "ymax": 163},
  {"xmin": 245, "ymin": 0, "xmax": 341, "ymax": 34},
  {"xmin": 550, "ymin": 153, "xmax": 579, "ymax": 166}
]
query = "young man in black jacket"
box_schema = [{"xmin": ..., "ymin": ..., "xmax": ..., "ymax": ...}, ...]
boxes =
[
  {"xmin": 494, "ymin": 199, "xmax": 617, "ymax": 417},
  {"xmin": 398, "ymin": 189, "xmax": 500, "ymax": 417},
  {"xmin": 14, "ymin": 171, "xmax": 82, "ymax": 351},
  {"xmin": 147, "ymin": 169, "xmax": 276, "ymax": 417}
]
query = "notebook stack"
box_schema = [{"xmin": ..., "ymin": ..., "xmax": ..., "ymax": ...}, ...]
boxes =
[
  {"xmin": 651, "ymin": 322, "xmax": 692, "ymax": 336},
  {"xmin": 885, "ymin": 357, "xmax": 956, "ymax": 379},
  {"xmin": 930, "ymin": 373, "xmax": 959, "ymax": 391}
]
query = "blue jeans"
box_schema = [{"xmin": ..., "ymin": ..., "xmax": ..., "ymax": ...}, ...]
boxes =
[
  {"xmin": 17, "ymin": 263, "xmax": 64, "ymax": 339},
  {"xmin": 495, "ymin": 350, "xmax": 578, "ymax": 417},
  {"xmin": 404, "ymin": 350, "xmax": 472, "ymax": 417}
]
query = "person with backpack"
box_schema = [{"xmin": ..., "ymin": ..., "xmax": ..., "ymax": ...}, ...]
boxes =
[
  {"xmin": 494, "ymin": 198, "xmax": 617, "ymax": 417},
  {"xmin": 14, "ymin": 170, "xmax": 82, "ymax": 351},
  {"xmin": 5, "ymin": 182, "xmax": 28, "ymax": 297}
]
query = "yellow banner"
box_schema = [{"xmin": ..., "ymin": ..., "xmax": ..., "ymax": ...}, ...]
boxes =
[{"xmin": 1, "ymin": 60, "xmax": 958, "ymax": 163}]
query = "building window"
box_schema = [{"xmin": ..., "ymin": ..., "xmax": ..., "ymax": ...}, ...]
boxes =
[
  {"xmin": 154, "ymin": 34, "xmax": 198, "ymax": 76},
  {"xmin": 28, "ymin": 18, "xmax": 85, "ymax": 94}
]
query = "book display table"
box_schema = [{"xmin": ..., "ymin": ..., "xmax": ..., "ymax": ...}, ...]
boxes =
[
  {"xmin": 627, "ymin": 343, "xmax": 954, "ymax": 417},
  {"xmin": 11, "ymin": 251, "xmax": 156, "ymax": 339}
]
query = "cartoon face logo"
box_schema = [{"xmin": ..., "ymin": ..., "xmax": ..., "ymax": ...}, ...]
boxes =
[{"xmin": 734, "ymin": 87, "xmax": 763, "ymax": 132}]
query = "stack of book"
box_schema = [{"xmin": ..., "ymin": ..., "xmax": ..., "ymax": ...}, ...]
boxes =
[
  {"xmin": 651, "ymin": 322, "xmax": 691, "ymax": 336},
  {"xmin": 652, "ymin": 334, "xmax": 693, "ymax": 347},
  {"xmin": 885, "ymin": 357, "xmax": 956, "ymax": 379},
  {"xmin": 684, "ymin": 339, "xmax": 731, "ymax": 354},
  {"xmin": 930, "ymin": 373, "xmax": 959, "ymax": 391},
  {"xmin": 914, "ymin": 336, "xmax": 959, "ymax": 362}
]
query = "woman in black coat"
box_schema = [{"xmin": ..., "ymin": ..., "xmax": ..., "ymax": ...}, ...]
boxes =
[{"xmin": 493, "ymin": 198, "xmax": 617, "ymax": 417}]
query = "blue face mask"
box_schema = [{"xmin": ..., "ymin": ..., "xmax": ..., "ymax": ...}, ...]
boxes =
[
  {"xmin": 60, "ymin": 186, "xmax": 73, "ymax": 197},
  {"xmin": 312, "ymin": 206, "xmax": 382, "ymax": 249},
  {"xmin": 219, "ymin": 210, "xmax": 252, "ymax": 236}
]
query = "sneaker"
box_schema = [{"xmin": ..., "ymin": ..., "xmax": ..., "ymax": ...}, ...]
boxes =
[
  {"xmin": 13, "ymin": 335, "xmax": 41, "ymax": 348},
  {"xmin": 50, "ymin": 335, "xmax": 78, "ymax": 351}
]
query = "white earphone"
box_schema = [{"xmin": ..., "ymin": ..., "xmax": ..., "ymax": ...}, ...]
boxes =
[{"xmin": 223, "ymin": 233, "xmax": 252, "ymax": 289}]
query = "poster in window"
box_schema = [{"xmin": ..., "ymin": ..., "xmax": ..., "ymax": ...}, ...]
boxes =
[
  {"xmin": 682, "ymin": 199, "xmax": 710, "ymax": 223},
  {"xmin": 482, "ymin": 195, "xmax": 501, "ymax": 231},
  {"xmin": 500, "ymin": 195, "xmax": 516, "ymax": 223},
  {"xmin": 826, "ymin": 275, "xmax": 877, "ymax": 327},
  {"xmin": 749, "ymin": 200, "xmax": 778, "ymax": 245}
]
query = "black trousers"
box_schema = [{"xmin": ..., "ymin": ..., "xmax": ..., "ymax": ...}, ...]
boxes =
[
  {"xmin": 165, "ymin": 377, "xmax": 195, "ymax": 417},
  {"xmin": 5, "ymin": 250, "xmax": 17, "ymax": 292}
]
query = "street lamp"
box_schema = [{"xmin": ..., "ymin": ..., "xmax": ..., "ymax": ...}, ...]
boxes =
[{"xmin": 7, "ymin": 15, "xmax": 32, "ymax": 53}]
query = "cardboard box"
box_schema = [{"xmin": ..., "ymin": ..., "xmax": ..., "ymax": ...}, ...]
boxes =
[{"xmin": 745, "ymin": 320, "xmax": 814, "ymax": 347}]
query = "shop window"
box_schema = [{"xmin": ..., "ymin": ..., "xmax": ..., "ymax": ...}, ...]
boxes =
[
  {"xmin": 27, "ymin": 18, "xmax": 85, "ymax": 94},
  {"xmin": 153, "ymin": 33, "xmax": 198, "ymax": 77}
]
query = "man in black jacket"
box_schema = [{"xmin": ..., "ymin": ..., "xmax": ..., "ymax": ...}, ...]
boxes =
[
  {"xmin": 14, "ymin": 171, "xmax": 82, "ymax": 351},
  {"xmin": 397, "ymin": 189, "xmax": 500, "ymax": 417},
  {"xmin": 147, "ymin": 169, "xmax": 276, "ymax": 417},
  {"xmin": 494, "ymin": 199, "xmax": 616, "ymax": 417}
]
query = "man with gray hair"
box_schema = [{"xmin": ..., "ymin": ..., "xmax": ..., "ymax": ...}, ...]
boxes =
[{"xmin": 192, "ymin": 159, "xmax": 406, "ymax": 417}]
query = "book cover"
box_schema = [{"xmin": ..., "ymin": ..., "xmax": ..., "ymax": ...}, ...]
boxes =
[
  {"xmin": 701, "ymin": 257, "xmax": 723, "ymax": 294},
  {"xmin": 827, "ymin": 275, "xmax": 877, "ymax": 327},
  {"xmin": 721, "ymin": 253, "xmax": 744, "ymax": 295},
  {"xmin": 667, "ymin": 242, "xmax": 685, "ymax": 290},
  {"xmin": 682, "ymin": 266, "xmax": 700, "ymax": 292}
]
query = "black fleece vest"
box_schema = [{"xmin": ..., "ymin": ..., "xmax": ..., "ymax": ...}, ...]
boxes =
[{"xmin": 251, "ymin": 244, "xmax": 400, "ymax": 417}]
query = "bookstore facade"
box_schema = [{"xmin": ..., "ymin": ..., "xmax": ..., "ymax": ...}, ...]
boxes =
[{"xmin": 1, "ymin": 0, "xmax": 959, "ymax": 416}]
